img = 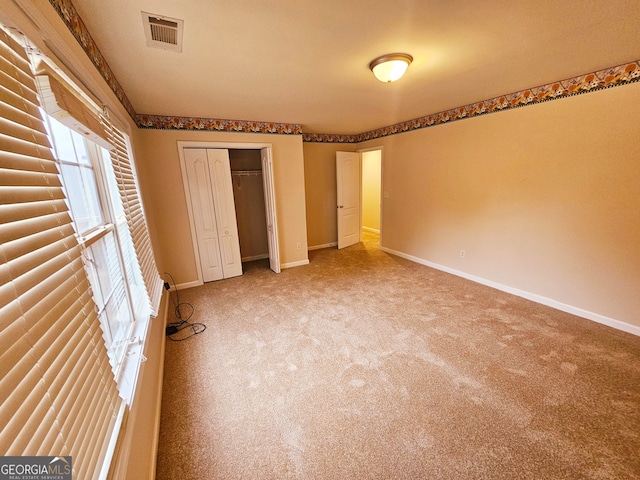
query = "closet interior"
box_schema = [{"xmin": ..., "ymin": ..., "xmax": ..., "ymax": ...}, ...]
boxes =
[{"xmin": 229, "ymin": 149, "xmax": 270, "ymax": 264}]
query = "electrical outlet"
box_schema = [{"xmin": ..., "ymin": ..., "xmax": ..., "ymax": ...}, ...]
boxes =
[
  {"xmin": 297, "ymin": 242, "xmax": 302, "ymax": 250},
  {"xmin": 459, "ymin": 249, "xmax": 466, "ymax": 259}
]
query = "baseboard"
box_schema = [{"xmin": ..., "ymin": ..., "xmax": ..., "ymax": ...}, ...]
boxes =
[
  {"xmin": 380, "ymin": 246, "xmax": 640, "ymax": 337},
  {"xmin": 281, "ymin": 259, "xmax": 310, "ymax": 269},
  {"xmin": 168, "ymin": 280, "xmax": 202, "ymax": 293},
  {"xmin": 309, "ymin": 242, "xmax": 337, "ymax": 251},
  {"xmin": 242, "ymin": 253, "xmax": 269, "ymax": 262},
  {"xmin": 363, "ymin": 227, "xmax": 380, "ymax": 234}
]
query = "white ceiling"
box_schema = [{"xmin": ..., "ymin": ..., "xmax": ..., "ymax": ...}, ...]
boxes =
[{"xmin": 70, "ymin": 0, "xmax": 640, "ymax": 135}]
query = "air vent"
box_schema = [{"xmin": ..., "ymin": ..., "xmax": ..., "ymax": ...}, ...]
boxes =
[{"xmin": 142, "ymin": 12, "xmax": 183, "ymax": 52}]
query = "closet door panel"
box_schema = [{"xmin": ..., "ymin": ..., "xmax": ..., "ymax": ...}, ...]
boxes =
[
  {"xmin": 207, "ymin": 149, "xmax": 243, "ymax": 278},
  {"xmin": 220, "ymin": 236, "xmax": 237, "ymax": 265},
  {"xmin": 184, "ymin": 149, "xmax": 224, "ymax": 282},
  {"xmin": 203, "ymin": 237, "xmax": 223, "ymax": 275}
]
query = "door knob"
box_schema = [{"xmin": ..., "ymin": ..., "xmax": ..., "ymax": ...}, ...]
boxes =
[{"xmin": 338, "ymin": 205, "xmax": 343, "ymax": 208}]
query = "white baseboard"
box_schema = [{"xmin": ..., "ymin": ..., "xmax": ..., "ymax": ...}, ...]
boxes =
[
  {"xmin": 169, "ymin": 280, "xmax": 202, "ymax": 292},
  {"xmin": 363, "ymin": 227, "xmax": 380, "ymax": 234},
  {"xmin": 282, "ymin": 259, "xmax": 310, "ymax": 269},
  {"xmin": 380, "ymin": 246, "xmax": 640, "ymax": 337},
  {"xmin": 309, "ymin": 242, "xmax": 337, "ymax": 251}
]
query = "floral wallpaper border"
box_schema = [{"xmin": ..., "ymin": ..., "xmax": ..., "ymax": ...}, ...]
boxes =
[
  {"xmin": 304, "ymin": 60, "xmax": 640, "ymax": 143},
  {"xmin": 136, "ymin": 115, "xmax": 302, "ymax": 135},
  {"xmin": 49, "ymin": 0, "xmax": 639, "ymax": 141}
]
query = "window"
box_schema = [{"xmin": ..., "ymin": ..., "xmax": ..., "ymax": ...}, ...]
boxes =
[
  {"xmin": 43, "ymin": 113, "xmax": 149, "ymax": 387},
  {"xmin": 99, "ymin": 144, "xmax": 148, "ymax": 320},
  {"xmin": 45, "ymin": 117, "xmax": 104, "ymax": 233}
]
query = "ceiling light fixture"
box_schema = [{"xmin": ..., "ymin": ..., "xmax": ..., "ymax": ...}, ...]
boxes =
[{"xmin": 369, "ymin": 53, "xmax": 413, "ymax": 83}]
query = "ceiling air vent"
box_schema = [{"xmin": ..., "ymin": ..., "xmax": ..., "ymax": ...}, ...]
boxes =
[{"xmin": 142, "ymin": 12, "xmax": 183, "ymax": 52}]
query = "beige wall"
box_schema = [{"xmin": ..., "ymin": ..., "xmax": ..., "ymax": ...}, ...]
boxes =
[
  {"xmin": 356, "ymin": 82, "xmax": 640, "ymax": 327},
  {"xmin": 362, "ymin": 150, "xmax": 381, "ymax": 232},
  {"xmin": 303, "ymin": 142, "xmax": 356, "ymax": 247},
  {"xmin": 134, "ymin": 129, "xmax": 308, "ymax": 285}
]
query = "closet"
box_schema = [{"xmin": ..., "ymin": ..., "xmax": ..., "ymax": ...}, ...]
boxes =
[
  {"xmin": 181, "ymin": 145, "xmax": 280, "ymax": 283},
  {"xmin": 229, "ymin": 149, "xmax": 269, "ymax": 262}
]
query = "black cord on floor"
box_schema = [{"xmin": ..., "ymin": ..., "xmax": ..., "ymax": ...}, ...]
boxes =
[{"xmin": 164, "ymin": 272, "xmax": 206, "ymax": 341}]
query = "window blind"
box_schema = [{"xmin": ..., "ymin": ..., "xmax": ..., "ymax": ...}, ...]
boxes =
[
  {"xmin": 102, "ymin": 122, "xmax": 163, "ymax": 316},
  {"xmin": 0, "ymin": 28, "xmax": 122, "ymax": 480},
  {"xmin": 34, "ymin": 67, "xmax": 110, "ymax": 150}
]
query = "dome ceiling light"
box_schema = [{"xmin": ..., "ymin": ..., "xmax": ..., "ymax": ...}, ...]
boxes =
[{"xmin": 369, "ymin": 53, "xmax": 413, "ymax": 83}]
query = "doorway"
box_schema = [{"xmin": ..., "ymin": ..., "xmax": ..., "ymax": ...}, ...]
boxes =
[
  {"xmin": 336, "ymin": 147, "xmax": 382, "ymax": 249},
  {"xmin": 361, "ymin": 149, "xmax": 381, "ymax": 247},
  {"xmin": 178, "ymin": 141, "xmax": 280, "ymax": 285}
]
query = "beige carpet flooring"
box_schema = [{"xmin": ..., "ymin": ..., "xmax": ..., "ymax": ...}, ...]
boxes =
[{"xmin": 156, "ymin": 232, "xmax": 640, "ymax": 479}]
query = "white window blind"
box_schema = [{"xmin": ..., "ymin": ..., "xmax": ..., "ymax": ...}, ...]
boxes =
[
  {"xmin": 102, "ymin": 122, "xmax": 162, "ymax": 316},
  {"xmin": 0, "ymin": 28, "xmax": 123, "ymax": 480},
  {"xmin": 34, "ymin": 63, "xmax": 110, "ymax": 150}
]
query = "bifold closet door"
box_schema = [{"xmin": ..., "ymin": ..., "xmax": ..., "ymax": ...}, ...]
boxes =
[
  {"xmin": 184, "ymin": 148, "xmax": 242, "ymax": 282},
  {"xmin": 184, "ymin": 148, "xmax": 224, "ymax": 282},
  {"xmin": 207, "ymin": 149, "xmax": 243, "ymax": 278}
]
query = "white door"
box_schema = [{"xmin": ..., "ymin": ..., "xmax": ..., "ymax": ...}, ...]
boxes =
[
  {"xmin": 261, "ymin": 147, "xmax": 281, "ymax": 273},
  {"xmin": 336, "ymin": 151, "xmax": 361, "ymax": 249},
  {"xmin": 184, "ymin": 148, "xmax": 224, "ymax": 282},
  {"xmin": 207, "ymin": 149, "xmax": 243, "ymax": 279}
]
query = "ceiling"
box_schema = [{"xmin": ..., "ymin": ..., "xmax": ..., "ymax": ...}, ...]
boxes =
[{"xmin": 69, "ymin": 0, "xmax": 640, "ymax": 135}]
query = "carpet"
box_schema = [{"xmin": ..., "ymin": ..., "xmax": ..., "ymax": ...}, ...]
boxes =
[{"xmin": 156, "ymin": 232, "xmax": 640, "ymax": 479}]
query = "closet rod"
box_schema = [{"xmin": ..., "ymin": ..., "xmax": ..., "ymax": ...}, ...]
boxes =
[{"xmin": 231, "ymin": 170, "xmax": 262, "ymax": 176}]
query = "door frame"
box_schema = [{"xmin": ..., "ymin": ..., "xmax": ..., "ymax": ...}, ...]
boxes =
[
  {"xmin": 178, "ymin": 141, "xmax": 280, "ymax": 285},
  {"xmin": 261, "ymin": 147, "xmax": 281, "ymax": 273}
]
